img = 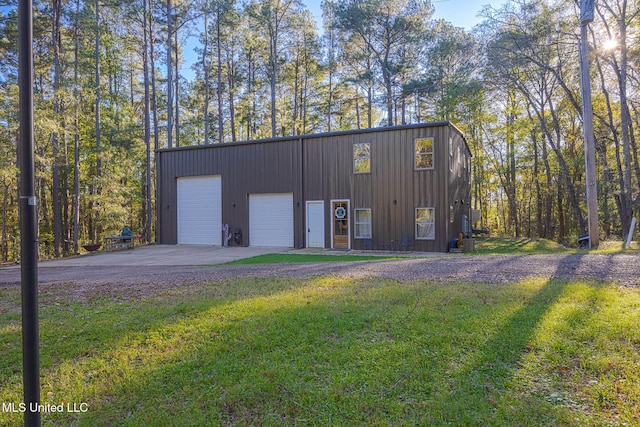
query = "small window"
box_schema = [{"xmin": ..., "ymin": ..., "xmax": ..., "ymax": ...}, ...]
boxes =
[
  {"xmin": 450, "ymin": 205, "xmax": 454, "ymax": 223},
  {"xmin": 354, "ymin": 143, "xmax": 370, "ymax": 173},
  {"xmin": 416, "ymin": 207, "xmax": 435, "ymax": 240},
  {"xmin": 457, "ymin": 147, "xmax": 461, "ymax": 178},
  {"xmin": 354, "ymin": 208, "xmax": 372, "ymax": 238},
  {"xmin": 415, "ymin": 138, "xmax": 433, "ymax": 170}
]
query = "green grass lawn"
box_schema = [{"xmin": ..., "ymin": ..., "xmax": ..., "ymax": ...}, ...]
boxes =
[
  {"xmin": 1, "ymin": 276, "xmax": 639, "ymax": 426},
  {"xmin": 217, "ymin": 238, "xmax": 638, "ymax": 267},
  {"xmin": 473, "ymin": 237, "xmax": 639, "ymax": 255},
  {"xmin": 472, "ymin": 237, "xmax": 573, "ymax": 255}
]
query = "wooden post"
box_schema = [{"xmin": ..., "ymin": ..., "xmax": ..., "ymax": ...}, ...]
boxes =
[{"xmin": 579, "ymin": 0, "xmax": 599, "ymax": 248}]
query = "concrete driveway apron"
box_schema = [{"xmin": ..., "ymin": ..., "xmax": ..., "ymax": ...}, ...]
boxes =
[{"xmin": 34, "ymin": 245, "xmax": 288, "ymax": 268}]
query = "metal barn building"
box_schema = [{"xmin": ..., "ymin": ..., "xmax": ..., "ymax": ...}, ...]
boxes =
[{"xmin": 156, "ymin": 122, "xmax": 472, "ymax": 252}]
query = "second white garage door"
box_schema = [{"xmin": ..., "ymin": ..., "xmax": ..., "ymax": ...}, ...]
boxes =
[{"xmin": 249, "ymin": 193, "xmax": 294, "ymax": 247}]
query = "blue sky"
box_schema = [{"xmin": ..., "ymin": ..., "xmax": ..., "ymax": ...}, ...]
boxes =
[{"xmin": 302, "ymin": 0, "xmax": 505, "ymax": 32}]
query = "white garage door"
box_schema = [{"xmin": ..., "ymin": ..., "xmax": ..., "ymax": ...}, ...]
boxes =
[
  {"xmin": 177, "ymin": 175, "xmax": 222, "ymax": 245},
  {"xmin": 249, "ymin": 193, "xmax": 294, "ymax": 247}
]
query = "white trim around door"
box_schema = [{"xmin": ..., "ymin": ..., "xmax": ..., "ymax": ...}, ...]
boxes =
[{"xmin": 330, "ymin": 199, "xmax": 350, "ymax": 250}]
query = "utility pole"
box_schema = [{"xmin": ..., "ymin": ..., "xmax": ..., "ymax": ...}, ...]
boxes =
[
  {"xmin": 18, "ymin": 0, "xmax": 41, "ymax": 424},
  {"xmin": 579, "ymin": 0, "xmax": 599, "ymax": 248}
]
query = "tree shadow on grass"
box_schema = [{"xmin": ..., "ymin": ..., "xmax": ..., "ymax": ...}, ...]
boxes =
[
  {"xmin": 24, "ymin": 276, "xmax": 389, "ymax": 426},
  {"xmin": 421, "ymin": 278, "xmax": 571, "ymax": 426},
  {"xmin": 0, "ymin": 276, "xmax": 332, "ymax": 422},
  {"xmin": 4, "ymin": 270, "xmax": 609, "ymax": 426},
  {"xmin": 29, "ymin": 277, "xmax": 573, "ymax": 426}
]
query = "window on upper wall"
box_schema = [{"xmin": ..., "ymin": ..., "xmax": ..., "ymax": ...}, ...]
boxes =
[
  {"xmin": 415, "ymin": 137, "xmax": 433, "ymax": 170},
  {"xmin": 457, "ymin": 147, "xmax": 461, "ymax": 178},
  {"xmin": 354, "ymin": 209, "xmax": 372, "ymax": 238},
  {"xmin": 353, "ymin": 143, "xmax": 370, "ymax": 173},
  {"xmin": 416, "ymin": 207, "xmax": 435, "ymax": 240}
]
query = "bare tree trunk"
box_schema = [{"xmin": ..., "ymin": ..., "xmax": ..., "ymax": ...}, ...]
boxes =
[
  {"xmin": 227, "ymin": 52, "xmax": 237, "ymax": 142},
  {"xmin": 203, "ymin": 12, "xmax": 210, "ymax": 145},
  {"xmin": 367, "ymin": 55, "xmax": 373, "ymax": 128},
  {"xmin": 174, "ymin": 27, "xmax": 180, "ymax": 147},
  {"xmin": 61, "ymin": 111, "xmax": 70, "ymax": 255},
  {"xmin": 292, "ymin": 50, "xmax": 299, "ymax": 135},
  {"xmin": 355, "ymin": 86, "xmax": 361, "ymax": 129},
  {"xmin": 616, "ymin": 17, "xmax": 634, "ymax": 240},
  {"xmin": 52, "ymin": 0, "xmax": 62, "ymax": 257},
  {"xmin": 542, "ymin": 137, "xmax": 553, "ymax": 238},
  {"xmin": 216, "ymin": 5, "xmax": 224, "ymax": 143},
  {"xmin": 532, "ymin": 128, "xmax": 543, "ymax": 237},
  {"xmin": 384, "ymin": 73, "xmax": 393, "ymax": 126},
  {"xmin": 270, "ymin": 31, "xmax": 277, "ymax": 138},
  {"xmin": 93, "ymin": 0, "xmax": 102, "ymax": 243},
  {"xmin": 382, "ymin": 51, "xmax": 393, "ymax": 126},
  {"xmin": 149, "ymin": 0, "xmax": 159, "ymax": 151},
  {"xmin": 327, "ymin": 59, "xmax": 333, "ymax": 132},
  {"xmin": 150, "ymin": 0, "xmax": 159, "ymax": 242},
  {"xmin": 301, "ymin": 46, "xmax": 309, "ymax": 134},
  {"xmin": 1, "ymin": 181, "xmax": 8, "ymax": 262},
  {"xmin": 505, "ymin": 93, "xmax": 519, "ymax": 237},
  {"xmin": 557, "ymin": 181, "xmax": 565, "ymax": 242},
  {"xmin": 326, "ymin": 26, "xmax": 334, "ymax": 133},
  {"xmin": 166, "ymin": 0, "xmax": 173, "ymax": 148},
  {"xmin": 143, "ymin": 0, "xmax": 152, "ymax": 242}
]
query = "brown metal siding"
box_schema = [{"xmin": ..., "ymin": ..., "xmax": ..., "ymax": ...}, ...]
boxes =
[
  {"xmin": 157, "ymin": 139, "xmax": 302, "ymax": 246},
  {"xmin": 157, "ymin": 122, "xmax": 470, "ymax": 252},
  {"xmin": 301, "ymin": 126, "xmax": 452, "ymax": 251}
]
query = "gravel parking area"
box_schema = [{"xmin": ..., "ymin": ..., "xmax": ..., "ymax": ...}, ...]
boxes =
[{"xmin": 1, "ymin": 253, "xmax": 638, "ymax": 305}]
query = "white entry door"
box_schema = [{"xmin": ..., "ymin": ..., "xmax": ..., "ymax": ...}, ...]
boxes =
[{"xmin": 306, "ymin": 201, "xmax": 324, "ymax": 248}]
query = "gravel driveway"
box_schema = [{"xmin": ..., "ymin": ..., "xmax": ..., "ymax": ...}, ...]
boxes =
[{"xmin": 1, "ymin": 253, "xmax": 638, "ymax": 304}]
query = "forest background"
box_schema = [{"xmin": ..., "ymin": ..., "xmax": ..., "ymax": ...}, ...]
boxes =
[{"xmin": 0, "ymin": 0, "xmax": 638, "ymax": 261}]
